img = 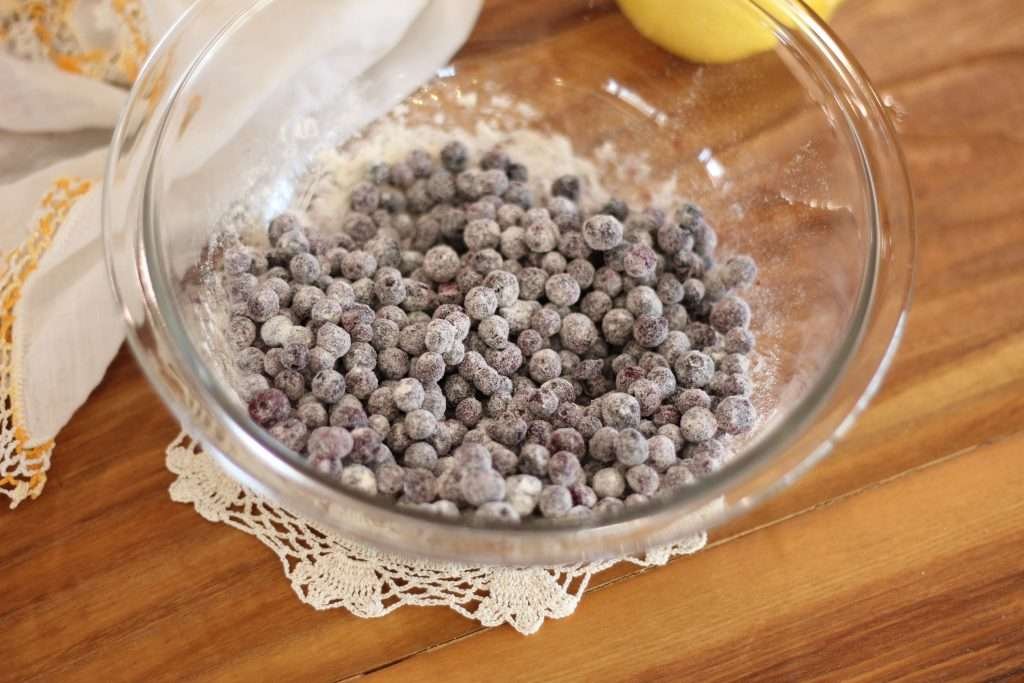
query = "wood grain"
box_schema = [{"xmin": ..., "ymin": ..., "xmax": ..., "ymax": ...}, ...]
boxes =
[
  {"xmin": 2, "ymin": 0, "xmax": 1023, "ymax": 681},
  {"xmin": 366, "ymin": 434, "xmax": 1024, "ymax": 683}
]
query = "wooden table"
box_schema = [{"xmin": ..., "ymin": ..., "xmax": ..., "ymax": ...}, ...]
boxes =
[{"xmin": 3, "ymin": 0, "xmax": 1024, "ymax": 680}]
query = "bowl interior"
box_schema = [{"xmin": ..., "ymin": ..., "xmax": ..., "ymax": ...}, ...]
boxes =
[{"xmin": 137, "ymin": 0, "xmax": 882, "ymax": 560}]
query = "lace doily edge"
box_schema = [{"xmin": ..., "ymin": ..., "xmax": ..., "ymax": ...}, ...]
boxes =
[{"xmin": 165, "ymin": 432, "xmax": 709, "ymax": 635}]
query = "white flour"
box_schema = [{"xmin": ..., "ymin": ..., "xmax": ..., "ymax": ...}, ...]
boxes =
[
  {"xmin": 305, "ymin": 122, "xmax": 609, "ymax": 232},
  {"xmin": 297, "ymin": 85, "xmax": 681, "ymax": 232}
]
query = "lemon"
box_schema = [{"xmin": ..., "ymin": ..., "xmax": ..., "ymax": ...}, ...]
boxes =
[{"xmin": 617, "ymin": 0, "xmax": 844, "ymax": 64}]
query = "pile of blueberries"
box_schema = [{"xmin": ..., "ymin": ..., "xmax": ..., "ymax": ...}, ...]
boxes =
[{"xmin": 219, "ymin": 140, "xmax": 758, "ymax": 523}]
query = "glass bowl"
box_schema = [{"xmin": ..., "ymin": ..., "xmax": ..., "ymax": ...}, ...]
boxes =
[{"xmin": 104, "ymin": 0, "xmax": 914, "ymax": 565}]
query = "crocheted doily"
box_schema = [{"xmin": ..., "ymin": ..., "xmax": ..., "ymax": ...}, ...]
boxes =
[{"xmin": 166, "ymin": 433, "xmax": 710, "ymax": 635}]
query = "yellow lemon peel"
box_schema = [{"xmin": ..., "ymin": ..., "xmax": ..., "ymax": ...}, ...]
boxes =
[{"xmin": 618, "ymin": 0, "xmax": 844, "ymax": 64}]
